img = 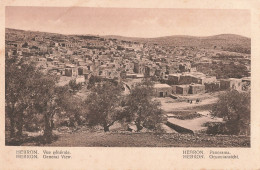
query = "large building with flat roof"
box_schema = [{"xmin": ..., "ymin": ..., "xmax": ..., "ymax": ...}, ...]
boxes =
[
  {"xmin": 154, "ymin": 84, "xmax": 172, "ymax": 97},
  {"xmin": 220, "ymin": 78, "xmax": 242, "ymax": 91}
]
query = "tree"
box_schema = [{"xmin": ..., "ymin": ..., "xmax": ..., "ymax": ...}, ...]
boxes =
[
  {"xmin": 123, "ymin": 80, "xmax": 163, "ymax": 131},
  {"xmin": 32, "ymin": 76, "xmax": 66, "ymax": 143},
  {"xmin": 59, "ymin": 93, "xmax": 85, "ymax": 127},
  {"xmin": 5, "ymin": 55, "xmax": 77, "ymax": 143},
  {"xmin": 209, "ymin": 90, "xmax": 250, "ymax": 135},
  {"xmin": 7, "ymin": 56, "xmax": 65, "ymax": 143},
  {"xmin": 5, "ymin": 55, "xmax": 41, "ymax": 139},
  {"xmin": 68, "ymin": 79, "xmax": 82, "ymax": 93},
  {"xmin": 31, "ymin": 74, "xmax": 83, "ymax": 143},
  {"xmin": 87, "ymin": 76, "xmax": 101, "ymax": 89},
  {"xmin": 85, "ymin": 81, "xmax": 123, "ymax": 132}
]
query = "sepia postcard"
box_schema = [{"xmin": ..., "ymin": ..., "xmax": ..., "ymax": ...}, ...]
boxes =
[{"xmin": 0, "ymin": 0, "xmax": 260, "ymax": 169}]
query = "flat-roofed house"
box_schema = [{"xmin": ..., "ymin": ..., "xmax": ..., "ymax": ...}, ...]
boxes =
[
  {"xmin": 179, "ymin": 74, "xmax": 194, "ymax": 84},
  {"xmin": 154, "ymin": 84, "xmax": 172, "ymax": 97},
  {"xmin": 65, "ymin": 64, "xmax": 78, "ymax": 77},
  {"xmin": 220, "ymin": 78, "xmax": 242, "ymax": 91},
  {"xmin": 78, "ymin": 67, "xmax": 89, "ymax": 75},
  {"xmin": 189, "ymin": 84, "xmax": 205, "ymax": 94},
  {"xmin": 205, "ymin": 81, "xmax": 220, "ymax": 92},
  {"xmin": 200, "ymin": 76, "xmax": 217, "ymax": 84},
  {"xmin": 176, "ymin": 85, "xmax": 190, "ymax": 95},
  {"xmin": 168, "ymin": 73, "xmax": 181, "ymax": 85}
]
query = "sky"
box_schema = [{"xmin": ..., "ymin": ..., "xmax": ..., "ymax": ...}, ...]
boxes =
[{"xmin": 5, "ymin": 7, "xmax": 250, "ymax": 38}]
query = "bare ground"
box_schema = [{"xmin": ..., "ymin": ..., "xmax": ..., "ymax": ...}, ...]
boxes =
[
  {"xmin": 7, "ymin": 92, "xmax": 248, "ymax": 147},
  {"xmin": 39, "ymin": 131, "xmax": 250, "ymax": 147}
]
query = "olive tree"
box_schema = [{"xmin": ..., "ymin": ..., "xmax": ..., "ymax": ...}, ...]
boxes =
[
  {"xmin": 209, "ymin": 90, "xmax": 250, "ymax": 135},
  {"xmin": 85, "ymin": 81, "xmax": 123, "ymax": 132},
  {"xmin": 5, "ymin": 56, "xmax": 41, "ymax": 139},
  {"xmin": 32, "ymin": 77, "xmax": 70, "ymax": 143},
  {"xmin": 123, "ymin": 80, "xmax": 163, "ymax": 131}
]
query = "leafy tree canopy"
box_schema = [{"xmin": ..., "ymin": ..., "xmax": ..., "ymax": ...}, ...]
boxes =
[
  {"xmin": 210, "ymin": 90, "xmax": 250, "ymax": 135},
  {"xmin": 85, "ymin": 81, "xmax": 123, "ymax": 132},
  {"xmin": 123, "ymin": 80, "xmax": 163, "ymax": 131}
]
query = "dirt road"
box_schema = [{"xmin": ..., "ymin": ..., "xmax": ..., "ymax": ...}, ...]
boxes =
[{"xmin": 158, "ymin": 97, "xmax": 218, "ymax": 112}]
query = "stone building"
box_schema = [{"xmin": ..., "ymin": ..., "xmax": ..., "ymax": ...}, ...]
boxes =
[
  {"xmin": 65, "ymin": 67, "xmax": 78, "ymax": 77},
  {"xmin": 189, "ymin": 84, "xmax": 205, "ymax": 94},
  {"xmin": 205, "ymin": 81, "xmax": 220, "ymax": 92},
  {"xmin": 168, "ymin": 73, "xmax": 181, "ymax": 85},
  {"xmin": 154, "ymin": 84, "xmax": 172, "ymax": 97},
  {"xmin": 220, "ymin": 78, "xmax": 242, "ymax": 91},
  {"xmin": 176, "ymin": 85, "xmax": 190, "ymax": 95}
]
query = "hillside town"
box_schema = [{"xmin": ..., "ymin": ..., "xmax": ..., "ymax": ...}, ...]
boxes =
[
  {"xmin": 5, "ymin": 28, "xmax": 251, "ymax": 146},
  {"xmin": 6, "ymin": 28, "xmax": 250, "ymax": 96},
  {"xmin": 3, "ymin": 5, "xmax": 258, "ymax": 170}
]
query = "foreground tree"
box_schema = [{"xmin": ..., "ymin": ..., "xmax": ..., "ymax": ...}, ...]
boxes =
[
  {"xmin": 85, "ymin": 81, "xmax": 123, "ymax": 132},
  {"xmin": 6, "ymin": 54, "xmax": 71, "ymax": 143},
  {"xmin": 32, "ymin": 77, "xmax": 70, "ymax": 143},
  {"xmin": 59, "ymin": 93, "xmax": 85, "ymax": 127},
  {"xmin": 209, "ymin": 90, "xmax": 250, "ymax": 135},
  {"xmin": 123, "ymin": 80, "xmax": 163, "ymax": 131},
  {"xmin": 5, "ymin": 56, "xmax": 41, "ymax": 139},
  {"xmin": 27, "ymin": 75, "xmax": 82, "ymax": 143}
]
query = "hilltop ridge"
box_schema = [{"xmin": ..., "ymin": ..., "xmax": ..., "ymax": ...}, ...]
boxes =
[{"xmin": 6, "ymin": 28, "xmax": 250, "ymax": 50}]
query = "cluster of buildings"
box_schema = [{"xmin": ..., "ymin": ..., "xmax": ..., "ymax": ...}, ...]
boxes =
[
  {"xmin": 5, "ymin": 28, "xmax": 251, "ymax": 98},
  {"xmin": 154, "ymin": 71, "xmax": 250, "ymax": 97}
]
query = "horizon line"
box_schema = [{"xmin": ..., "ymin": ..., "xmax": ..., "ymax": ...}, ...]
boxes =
[{"xmin": 5, "ymin": 27, "xmax": 251, "ymax": 39}]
